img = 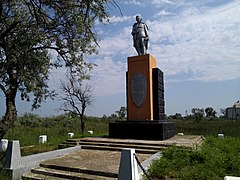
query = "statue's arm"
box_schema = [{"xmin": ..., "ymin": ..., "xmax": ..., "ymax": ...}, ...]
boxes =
[
  {"xmin": 144, "ymin": 23, "xmax": 149, "ymax": 39},
  {"xmin": 131, "ymin": 24, "xmax": 138, "ymax": 37}
]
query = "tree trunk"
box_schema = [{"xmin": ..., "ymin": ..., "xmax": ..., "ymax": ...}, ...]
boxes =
[
  {"xmin": 80, "ymin": 115, "xmax": 85, "ymax": 135},
  {"xmin": 0, "ymin": 91, "xmax": 17, "ymax": 139},
  {"xmin": 80, "ymin": 105, "xmax": 86, "ymax": 135}
]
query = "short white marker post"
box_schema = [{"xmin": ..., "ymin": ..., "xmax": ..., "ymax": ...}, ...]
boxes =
[
  {"xmin": 87, "ymin": 130, "xmax": 93, "ymax": 134},
  {"xmin": 68, "ymin": 132, "xmax": 74, "ymax": 138},
  {"xmin": 39, "ymin": 135, "xmax": 47, "ymax": 143},
  {"xmin": 0, "ymin": 139, "xmax": 8, "ymax": 152},
  {"xmin": 218, "ymin": 133, "xmax": 224, "ymax": 138}
]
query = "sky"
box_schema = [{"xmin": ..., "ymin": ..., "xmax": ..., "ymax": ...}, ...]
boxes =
[{"xmin": 0, "ymin": 0, "xmax": 240, "ymax": 117}]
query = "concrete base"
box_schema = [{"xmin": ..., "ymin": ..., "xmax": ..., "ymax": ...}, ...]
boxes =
[{"xmin": 109, "ymin": 120, "xmax": 175, "ymax": 140}]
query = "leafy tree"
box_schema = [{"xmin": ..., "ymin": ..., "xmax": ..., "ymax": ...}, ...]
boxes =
[
  {"xmin": 17, "ymin": 113, "xmax": 41, "ymax": 127},
  {"xmin": 115, "ymin": 106, "xmax": 127, "ymax": 120},
  {"xmin": 220, "ymin": 108, "xmax": 226, "ymax": 118},
  {"xmin": 169, "ymin": 113, "xmax": 183, "ymax": 120},
  {"xmin": 59, "ymin": 74, "xmax": 93, "ymax": 135},
  {"xmin": 0, "ymin": 1, "xmax": 113, "ymax": 139},
  {"xmin": 205, "ymin": 107, "xmax": 217, "ymax": 118},
  {"xmin": 101, "ymin": 114, "xmax": 108, "ymax": 120},
  {"xmin": 109, "ymin": 113, "xmax": 118, "ymax": 121},
  {"xmin": 191, "ymin": 108, "xmax": 204, "ymax": 123}
]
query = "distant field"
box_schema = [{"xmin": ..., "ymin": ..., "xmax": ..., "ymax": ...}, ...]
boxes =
[
  {"xmin": 172, "ymin": 119, "xmax": 240, "ymax": 137},
  {"xmin": 2, "ymin": 115, "xmax": 240, "ymax": 156}
]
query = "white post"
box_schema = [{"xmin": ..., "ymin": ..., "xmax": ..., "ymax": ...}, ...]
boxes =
[
  {"xmin": 39, "ymin": 135, "xmax": 47, "ymax": 143},
  {"xmin": 0, "ymin": 139, "xmax": 8, "ymax": 152},
  {"xmin": 224, "ymin": 176, "xmax": 240, "ymax": 180},
  {"xmin": 118, "ymin": 148, "xmax": 139, "ymax": 180},
  {"xmin": 3, "ymin": 140, "xmax": 21, "ymax": 169},
  {"xmin": 87, "ymin": 130, "xmax": 93, "ymax": 134},
  {"xmin": 68, "ymin": 133, "xmax": 74, "ymax": 138},
  {"xmin": 218, "ymin": 133, "xmax": 224, "ymax": 138}
]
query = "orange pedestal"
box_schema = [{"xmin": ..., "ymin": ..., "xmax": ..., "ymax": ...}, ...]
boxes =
[
  {"xmin": 109, "ymin": 54, "xmax": 176, "ymax": 140},
  {"xmin": 127, "ymin": 54, "xmax": 157, "ymax": 121}
]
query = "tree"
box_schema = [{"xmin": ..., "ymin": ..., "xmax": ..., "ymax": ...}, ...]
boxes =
[
  {"xmin": 205, "ymin": 107, "xmax": 217, "ymax": 118},
  {"xmin": 115, "ymin": 106, "xmax": 127, "ymax": 120},
  {"xmin": 60, "ymin": 74, "xmax": 93, "ymax": 134},
  {"xmin": 191, "ymin": 108, "xmax": 204, "ymax": 123},
  {"xmin": 220, "ymin": 108, "xmax": 226, "ymax": 118},
  {"xmin": 169, "ymin": 113, "xmax": 183, "ymax": 120},
  {"xmin": 0, "ymin": 1, "xmax": 112, "ymax": 139}
]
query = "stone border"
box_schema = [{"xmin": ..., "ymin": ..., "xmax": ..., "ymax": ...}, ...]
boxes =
[{"xmin": 2, "ymin": 140, "xmax": 81, "ymax": 180}]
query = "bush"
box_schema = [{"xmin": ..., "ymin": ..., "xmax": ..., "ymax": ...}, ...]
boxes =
[
  {"xmin": 146, "ymin": 136, "xmax": 240, "ymax": 179},
  {"xmin": 17, "ymin": 113, "xmax": 41, "ymax": 127}
]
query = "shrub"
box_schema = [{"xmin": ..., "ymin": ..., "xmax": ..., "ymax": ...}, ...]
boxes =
[{"xmin": 146, "ymin": 136, "xmax": 240, "ymax": 179}]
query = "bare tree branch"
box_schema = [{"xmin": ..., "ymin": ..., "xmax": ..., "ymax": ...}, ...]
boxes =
[{"xmin": 59, "ymin": 74, "xmax": 93, "ymax": 134}]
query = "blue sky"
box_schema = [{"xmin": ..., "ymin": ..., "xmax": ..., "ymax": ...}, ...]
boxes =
[{"xmin": 0, "ymin": 0, "xmax": 240, "ymax": 117}]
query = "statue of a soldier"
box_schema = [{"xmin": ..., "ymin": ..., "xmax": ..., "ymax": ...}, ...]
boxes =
[{"xmin": 131, "ymin": 15, "xmax": 149, "ymax": 55}]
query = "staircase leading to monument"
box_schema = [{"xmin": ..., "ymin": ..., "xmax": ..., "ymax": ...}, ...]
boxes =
[
  {"xmin": 23, "ymin": 136, "xmax": 204, "ymax": 179},
  {"xmin": 22, "ymin": 163, "xmax": 118, "ymax": 180},
  {"xmin": 22, "ymin": 137, "xmax": 168, "ymax": 180},
  {"xmin": 58, "ymin": 137, "xmax": 168, "ymax": 153}
]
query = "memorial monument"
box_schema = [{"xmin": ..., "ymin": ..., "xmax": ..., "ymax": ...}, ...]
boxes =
[{"xmin": 109, "ymin": 16, "xmax": 175, "ymax": 140}]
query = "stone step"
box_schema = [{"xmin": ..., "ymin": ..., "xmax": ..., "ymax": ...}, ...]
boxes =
[
  {"xmin": 39, "ymin": 163, "xmax": 118, "ymax": 178},
  {"xmin": 58, "ymin": 141, "xmax": 79, "ymax": 149},
  {"xmin": 79, "ymin": 138, "xmax": 171, "ymax": 147},
  {"xmin": 59, "ymin": 137, "xmax": 169, "ymax": 151},
  {"xmin": 80, "ymin": 145, "xmax": 158, "ymax": 154},
  {"xmin": 24, "ymin": 166, "xmax": 117, "ymax": 180},
  {"xmin": 22, "ymin": 171, "xmax": 68, "ymax": 180},
  {"xmin": 66, "ymin": 138, "xmax": 81, "ymax": 143},
  {"xmin": 78, "ymin": 141, "xmax": 165, "ymax": 151}
]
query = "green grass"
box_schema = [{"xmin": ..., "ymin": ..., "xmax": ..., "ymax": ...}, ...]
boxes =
[
  {"xmin": 145, "ymin": 136, "xmax": 240, "ymax": 179},
  {"xmin": 4, "ymin": 116, "xmax": 109, "ymax": 156},
  {"xmin": 2, "ymin": 115, "xmax": 240, "ymax": 179},
  {"xmin": 173, "ymin": 119, "xmax": 240, "ymax": 137}
]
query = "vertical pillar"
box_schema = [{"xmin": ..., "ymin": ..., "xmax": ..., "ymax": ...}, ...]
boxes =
[
  {"xmin": 3, "ymin": 140, "xmax": 21, "ymax": 169},
  {"xmin": 127, "ymin": 54, "xmax": 157, "ymax": 121},
  {"xmin": 118, "ymin": 148, "xmax": 139, "ymax": 180}
]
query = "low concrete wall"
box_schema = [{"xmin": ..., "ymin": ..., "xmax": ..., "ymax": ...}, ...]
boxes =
[{"xmin": 2, "ymin": 140, "xmax": 81, "ymax": 180}]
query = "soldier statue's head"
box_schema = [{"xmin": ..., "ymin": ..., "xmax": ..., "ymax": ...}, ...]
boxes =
[{"xmin": 136, "ymin": 15, "xmax": 142, "ymax": 22}]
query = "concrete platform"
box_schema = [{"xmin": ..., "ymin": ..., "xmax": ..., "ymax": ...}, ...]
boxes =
[
  {"xmin": 41, "ymin": 149, "xmax": 151, "ymax": 177},
  {"xmin": 23, "ymin": 135, "xmax": 204, "ymax": 179}
]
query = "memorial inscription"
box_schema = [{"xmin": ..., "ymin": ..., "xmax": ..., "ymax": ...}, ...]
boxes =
[{"xmin": 130, "ymin": 73, "xmax": 146, "ymax": 108}]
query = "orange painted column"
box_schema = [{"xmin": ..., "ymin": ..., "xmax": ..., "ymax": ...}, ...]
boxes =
[{"xmin": 127, "ymin": 54, "xmax": 157, "ymax": 121}]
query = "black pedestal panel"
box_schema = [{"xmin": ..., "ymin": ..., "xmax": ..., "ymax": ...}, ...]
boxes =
[
  {"xmin": 152, "ymin": 68, "xmax": 165, "ymax": 120},
  {"xmin": 109, "ymin": 121, "xmax": 175, "ymax": 140}
]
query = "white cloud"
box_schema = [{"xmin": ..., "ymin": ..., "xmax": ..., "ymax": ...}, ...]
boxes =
[
  {"xmin": 148, "ymin": 1, "xmax": 240, "ymax": 82},
  {"xmin": 51, "ymin": 0, "xmax": 240, "ymax": 99},
  {"xmin": 97, "ymin": 26, "xmax": 135, "ymax": 57},
  {"xmin": 106, "ymin": 15, "xmax": 132, "ymax": 24},
  {"xmin": 151, "ymin": 0, "xmax": 175, "ymax": 6},
  {"xmin": 154, "ymin": 10, "xmax": 173, "ymax": 17},
  {"xmin": 89, "ymin": 57, "xmax": 127, "ymax": 96},
  {"xmin": 124, "ymin": 0, "xmax": 145, "ymax": 6}
]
